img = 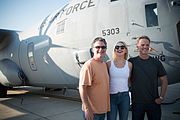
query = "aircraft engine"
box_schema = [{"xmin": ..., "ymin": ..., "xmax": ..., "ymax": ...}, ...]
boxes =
[{"xmin": 0, "ymin": 59, "xmax": 25, "ymax": 86}]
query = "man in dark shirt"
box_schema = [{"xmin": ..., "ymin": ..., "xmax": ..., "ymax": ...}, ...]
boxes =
[{"xmin": 129, "ymin": 35, "xmax": 168, "ymax": 120}]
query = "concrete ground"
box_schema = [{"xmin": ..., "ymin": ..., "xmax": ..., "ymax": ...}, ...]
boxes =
[{"xmin": 0, "ymin": 83, "xmax": 179, "ymax": 120}]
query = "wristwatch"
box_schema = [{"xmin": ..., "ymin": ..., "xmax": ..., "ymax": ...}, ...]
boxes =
[{"xmin": 159, "ymin": 96, "xmax": 164, "ymax": 100}]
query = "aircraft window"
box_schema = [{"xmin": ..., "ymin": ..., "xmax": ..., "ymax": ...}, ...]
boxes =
[
  {"xmin": 56, "ymin": 20, "xmax": 65, "ymax": 34},
  {"xmin": 145, "ymin": 3, "xmax": 159, "ymax": 27},
  {"xmin": 27, "ymin": 42, "xmax": 37, "ymax": 71}
]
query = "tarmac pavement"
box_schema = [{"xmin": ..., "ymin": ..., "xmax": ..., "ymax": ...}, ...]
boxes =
[{"xmin": 0, "ymin": 83, "xmax": 179, "ymax": 120}]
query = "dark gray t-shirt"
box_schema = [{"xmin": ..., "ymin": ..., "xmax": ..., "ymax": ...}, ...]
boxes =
[{"xmin": 129, "ymin": 56, "xmax": 167, "ymax": 103}]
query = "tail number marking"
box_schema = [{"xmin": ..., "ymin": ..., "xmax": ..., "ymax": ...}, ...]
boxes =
[{"xmin": 102, "ymin": 28, "xmax": 120, "ymax": 36}]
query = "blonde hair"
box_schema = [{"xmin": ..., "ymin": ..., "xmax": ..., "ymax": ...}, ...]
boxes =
[{"xmin": 112, "ymin": 41, "xmax": 128, "ymax": 60}]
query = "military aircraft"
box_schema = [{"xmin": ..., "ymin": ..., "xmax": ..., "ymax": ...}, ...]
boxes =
[{"xmin": 0, "ymin": 0, "xmax": 180, "ymax": 97}]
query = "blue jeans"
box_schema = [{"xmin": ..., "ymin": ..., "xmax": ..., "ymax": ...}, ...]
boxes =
[
  {"xmin": 82, "ymin": 111, "xmax": 105, "ymax": 120},
  {"xmin": 107, "ymin": 91, "xmax": 130, "ymax": 120},
  {"xmin": 132, "ymin": 103, "xmax": 161, "ymax": 120}
]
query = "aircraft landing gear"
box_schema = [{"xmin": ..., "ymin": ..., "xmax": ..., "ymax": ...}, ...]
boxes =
[
  {"xmin": 0, "ymin": 83, "xmax": 7, "ymax": 97},
  {"xmin": 62, "ymin": 88, "xmax": 67, "ymax": 95}
]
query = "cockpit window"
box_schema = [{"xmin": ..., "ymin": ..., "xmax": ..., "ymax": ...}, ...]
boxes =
[{"xmin": 145, "ymin": 3, "xmax": 159, "ymax": 27}]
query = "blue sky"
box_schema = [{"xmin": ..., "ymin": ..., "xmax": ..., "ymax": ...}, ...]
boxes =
[{"xmin": 0, "ymin": 0, "xmax": 68, "ymax": 31}]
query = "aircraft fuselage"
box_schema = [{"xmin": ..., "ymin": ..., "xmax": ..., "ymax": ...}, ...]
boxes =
[{"xmin": 0, "ymin": 0, "xmax": 180, "ymax": 92}]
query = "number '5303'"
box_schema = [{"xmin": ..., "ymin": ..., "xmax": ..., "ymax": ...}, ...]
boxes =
[{"xmin": 102, "ymin": 28, "xmax": 120, "ymax": 36}]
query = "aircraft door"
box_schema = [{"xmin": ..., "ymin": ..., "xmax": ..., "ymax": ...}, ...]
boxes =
[
  {"xmin": 127, "ymin": 1, "xmax": 161, "ymax": 36},
  {"xmin": 27, "ymin": 42, "xmax": 37, "ymax": 71},
  {"xmin": 127, "ymin": 0, "xmax": 163, "ymax": 56}
]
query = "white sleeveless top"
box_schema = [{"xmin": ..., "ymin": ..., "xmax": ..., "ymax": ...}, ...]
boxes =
[{"xmin": 109, "ymin": 60, "xmax": 129, "ymax": 94}]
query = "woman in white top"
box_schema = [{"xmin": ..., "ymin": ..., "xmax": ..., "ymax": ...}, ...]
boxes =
[{"xmin": 107, "ymin": 41, "xmax": 132, "ymax": 120}]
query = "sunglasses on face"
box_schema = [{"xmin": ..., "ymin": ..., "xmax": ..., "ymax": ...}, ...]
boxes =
[
  {"xmin": 94, "ymin": 46, "xmax": 107, "ymax": 49},
  {"xmin": 115, "ymin": 45, "xmax": 126, "ymax": 50}
]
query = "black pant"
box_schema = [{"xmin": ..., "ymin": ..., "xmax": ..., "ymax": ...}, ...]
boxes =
[{"xmin": 132, "ymin": 103, "xmax": 161, "ymax": 120}]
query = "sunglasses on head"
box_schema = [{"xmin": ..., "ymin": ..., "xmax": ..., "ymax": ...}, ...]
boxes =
[
  {"xmin": 115, "ymin": 45, "xmax": 126, "ymax": 50},
  {"xmin": 94, "ymin": 46, "xmax": 107, "ymax": 49}
]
